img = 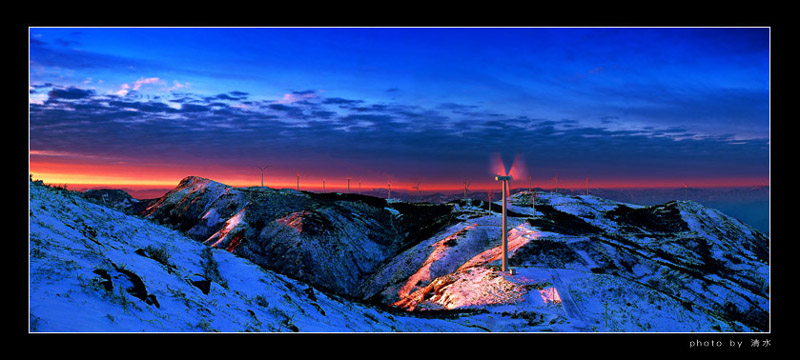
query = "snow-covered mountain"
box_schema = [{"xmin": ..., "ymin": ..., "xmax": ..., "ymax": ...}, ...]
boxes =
[
  {"xmin": 141, "ymin": 176, "xmax": 458, "ymax": 296},
  {"xmin": 374, "ymin": 193, "xmax": 769, "ymax": 332},
  {"xmin": 28, "ymin": 180, "xmax": 482, "ymax": 332},
  {"xmin": 29, "ymin": 176, "xmax": 770, "ymax": 332}
]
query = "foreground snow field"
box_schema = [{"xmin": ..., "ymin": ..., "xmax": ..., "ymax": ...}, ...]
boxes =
[
  {"xmin": 29, "ymin": 181, "xmax": 481, "ymax": 332},
  {"xmin": 29, "ymin": 177, "xmax": 769, "ymax": 332}
]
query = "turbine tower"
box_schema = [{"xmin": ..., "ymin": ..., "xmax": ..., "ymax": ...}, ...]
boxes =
[
  {"xmin": 322, "ymin": 178, "xmax": 326, "ymax": 193},
  {"xmin": 297, "ymin": 174, "xmax": 300, "ymax": 191},
  {"xmin": 347, "ymin": 177, "xmax": 351, "ymax": 193},
  {"xmin": 463, "ymin": 179, "xmax": 470, "ymax": 202},
  {"xmin": 257, "ymin": 165, "xmax": 270, "ymax": 187},
  {"xmin": 586, "ymin": 176, "xmax": 590, "ymax": 195},
  {"xmin": 554, "ymin": 172, "xmax": 559, "ymax": 193},
  {"xmin": 412, "ymin": 183, "xmax": 420, "ymax": 203},
  {"xmin": 387, "ymin": 183, "xmax": 392, "ymax": 200},
  {"xmin": 495, "ymin": 175, "xmax": 512, "ymax": 273},
  {"xmin": 529, "ymin": 175, "xmax": 535, "ymax": 217}
]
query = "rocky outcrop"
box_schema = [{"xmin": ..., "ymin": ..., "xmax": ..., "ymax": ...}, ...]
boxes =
[{"xmin": 142, "ymin": 176, "xmax": 457, "ymax": 296}]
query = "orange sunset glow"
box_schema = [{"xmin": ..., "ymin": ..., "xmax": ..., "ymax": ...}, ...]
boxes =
[{"xmin": 30, "ymin": 154, "xmax": 768, "ymax": 199}]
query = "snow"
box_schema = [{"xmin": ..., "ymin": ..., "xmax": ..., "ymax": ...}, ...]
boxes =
[
  {"xmin": 384, "ymin": 206, "xmax": 400, "ymax": 217},
  {"xmin": 206, "ymin": 207, "xmax": 246, "ymax": 247},
  {"xmin": 28, "ymin": 182, "xmax": 480, "ymax": 332},
  {"xmin": 457, "ymin": 221, "xmax": 536, "ymax": 270},
  {"xmin": 30, "ymin": 180, "xmax": 769, "ymax": 333}
]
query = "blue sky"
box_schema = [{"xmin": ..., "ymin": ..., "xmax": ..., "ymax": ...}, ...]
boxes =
[{"xmin": 29, "ymin": 27, "xmax": 770, "ymax": 191}]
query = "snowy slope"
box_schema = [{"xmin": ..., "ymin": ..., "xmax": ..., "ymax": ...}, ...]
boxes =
[
  {"xmin": 28, "ymin": 181, "xmax": 483, "ymax": 332},
  {"xmin": 370, "ymin": 191, "xmax": 769, "ymax": 332},
  {"xmin": 36, "ymin": 179, "xmax": 769, "ymax": 333},
  {"xmin": 142, "ymin": 176, "xmax": 458, "ymax": 297}
]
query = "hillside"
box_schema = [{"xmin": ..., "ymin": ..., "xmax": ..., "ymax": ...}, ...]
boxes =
[
  {"xmin": 373, "ymin": 192, "xmax": 769, "ymax": 331},
  {"xmin": 30, "ymin": 176, "xmax": 770, "ymax": 332},
  {"xmin": 140, "ymin": 176, "xmax": 458, "ymax": 296},
  {"xmin": 28, "ymin": 180, "xmax": 482, "ymax": 332}
]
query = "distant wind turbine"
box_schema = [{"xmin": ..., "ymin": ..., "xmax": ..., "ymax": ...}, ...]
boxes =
[
  {"xmin": 553, "ymin": 172, "xmax": 559, "ymax": 193},
  {"xmin": 387, "ymin": 183, "xmax": 392, "ymax": 200},
  {"xmin": 257, "ymin": 165, "xmax": 270, "ymax": 187},
  {"xmin": 464, "ymin": 179, "xmax": 470, "ymax": 202},
  {"xmin": 346, "ymin": 177, "xmax": 351, "ymax": 193},
  {"xmin": 529, "ymin": 175, "xmax": 535, "ymax": 217},
  {"xmin": 412, "ymin": 183, "xmax": 420, "ymax": 203}
]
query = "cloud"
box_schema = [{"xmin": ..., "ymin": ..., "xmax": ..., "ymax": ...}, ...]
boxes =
[
  {"xmin": 321, "ymin": 97, "xmax": 364, "ymax": 106},
  {"xmin": 311, "ymin": 110, "xmax": 337, "ymax": 119},
  {"xmin": 212, "ymin": 91, "xmax": 249, "ymax": 101},
  {"xmin": 115, "ymin": 83, "xmax": 131, "ymax": 97},
  {"xmin": 30, "ymin": 38, "xmax": 147, "ymax": 71},
  {"xmin": 115, "ymin": 78, "xmax": 189, "ymax": 96},
  {"xmin": 54, "ymin": 38, "xmax": 80, "ymax": 48},
  {"xmin": 228, "ymin": 91, "xmax": 249, "ymax": 98},
  {"xmin": 132, "ymin": 77, "xmax": 163, "ymax": 90},
  {"xmin": 277, "ymin": 90, "xmax": 317, "ymax": 104},
  {"xmin": 108, "ymin": 100, "xmax": 180, "ymax": 113},
  {"xmin": 47, "ymin": 87, "xmax": 95, "ymax": 100},
  {"xmin": 28, "ymin": 84, "xmax": 769, "ymax": 184},
  {"xmin": 179, "ymin": 104, "xmax": 211, "ymax": 112},
  {"xmin": 266, "ymin": 103, "xmax": 306, "ymax": 119},
  {"xmin": 167, "ymin": 80, "xmax": 190, "ymax": 91}
]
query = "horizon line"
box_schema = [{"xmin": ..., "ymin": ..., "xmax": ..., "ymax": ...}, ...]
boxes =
[{"xmin": 36, "ymin": 179, "xmax": 770, "ymax": 197}]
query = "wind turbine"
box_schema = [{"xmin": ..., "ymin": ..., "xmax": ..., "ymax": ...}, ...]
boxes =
[
  {"xmin": 412, "ymin": 183, "xmax": 420, "ymax": 203},
  {"xmin": 387, "ymin": 183, "xmax": 392, "ymax": 200},
  {"xmin": 495, "ymin": 174, "xmax": 512, "ymax": 273},
  {"xmin": 529, "ymin": 175, "xmax": 535, "ymax": 217},
  {"xmin": 358, "ymin": 180, "xmax": 362, "ymax": 194},
  {"xmin": 257, "ymin": 165, "xmax": 270, "ymax": 187},
  {"xmin": 346, "ymin": 177, "xmax": 351, "ymax": 193},
  {"xmin": 322, "ymin": 178, "xmax": 326, "ymax": 193},
  {"xmin": 554, "ymin": 172, "xmax": 559, "ymax": 193},
  {"xmin": 297, "ymin": 174, "xmax": 300, "ymax": 191},
  {"xmin": 463, "ymin": 179, "xmax": 471, "ymax": 202},
  {"xmin": 586, "ymin": 176, "xmax": 590, "ymax": 195}
]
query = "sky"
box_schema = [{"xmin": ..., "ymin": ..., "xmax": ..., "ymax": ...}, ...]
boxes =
[{"xmin": 28, "ymin": 27, "xmax": 770, "ymax": 196}]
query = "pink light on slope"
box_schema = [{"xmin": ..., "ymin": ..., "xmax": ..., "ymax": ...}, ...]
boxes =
[
  {"xmin": 394, "ymin": 224, "xmax": 478, "ymax": 303},
  {"xmin": 276, "ymin": 211, "xmax": 312, "ymax": 234},
  {"xmin": 457, "ymin": 224, "xmax": 538, "ymax": 271},
  {"xmin": 539, "ymin": 286, "xmax": 562, "ymax": 304},
  {"xmin": 204, "ymin": 207, "xmax": 247, "ymax": 251}
]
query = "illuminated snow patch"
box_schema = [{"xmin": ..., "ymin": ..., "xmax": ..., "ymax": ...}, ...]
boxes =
[
  {"xmin": 395, "ymin": 224, "xmax": 479, "ymax": 300},
  {"xmin": 458, "ymin": 222, "xmax": 539, "ymax": 270},
  {"xmin": 397, "ymin": 267, "xmax": 529, "ymax": 310},
  {"xmin": 205, "ymin": 208, "xmax": 246, "ymax": 248}
]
